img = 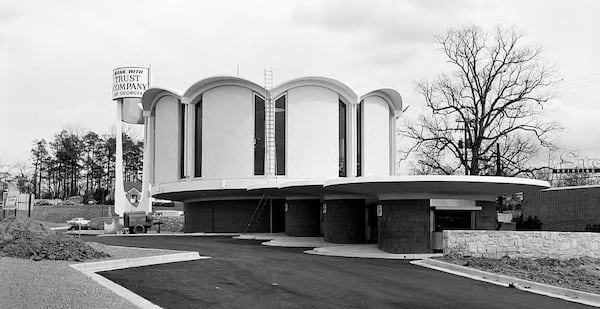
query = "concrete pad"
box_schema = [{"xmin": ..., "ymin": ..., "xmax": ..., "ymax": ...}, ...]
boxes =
[
  {"xmin": 262, "ymin": 237, "xmax": 336, "ymax": 248},
  {"xmin": 238, "ymin": 234, "xmax": 443, "ymax": 259},
  {"xmin": 412, "ymin": 258, "xmax": 600, "ymax": 308},
  {"xmin": 234, "ymin": 233, "xmax": 286, "ymax": 240},
  {"xmin": 235, "ymin": 233, "xmax": 336, "ymax": 248},
  {"xmin": 305, "ymin": 244, "xmax": 443, "ymax": 260}
]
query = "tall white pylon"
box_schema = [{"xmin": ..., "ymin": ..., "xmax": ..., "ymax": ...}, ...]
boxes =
[
  {"xmin": 114, "ymin": 100, "xmax": 137, "ymax": 216},
  {"xmin": 112, "ymin": 67, "xmax": 151, "ymax": 216}
]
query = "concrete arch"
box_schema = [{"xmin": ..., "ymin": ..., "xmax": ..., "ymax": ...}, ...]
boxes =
[
  {"xmin": 183, "ymin": 76, "xmax": 267, "ymax": 104},
  {"xmin": 272, "ymin": 76, "xmax": 358, "ymax": 104},
  {"xmin": 361, "ymin": 89, "xmax": 403, "ymax": 118},
  {"xmin": 141, "ymin": 87, "xmax": 183, "ymax": 116}
]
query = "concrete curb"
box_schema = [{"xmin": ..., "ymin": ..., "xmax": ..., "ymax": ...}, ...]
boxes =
[
  {"xmin": 70, "ymin": 249, "xmax": 211, "ymax": 309},
  {"xmin": 412, "ymin": 258, "xmax": 600, "ymax": 308},
  {"xmin": 66, "ymin": 230, "xmax": 104, "ymax": 236},
  {"xmin": 305, "ymin": 247, "xmax": 443, "ymax": 260},
  {"xmin": 98, "ymin": 232, "xmax": 240, "ymax": 237},
  {"xmin": 50, "ymin": 226, "xmax": 70, "ymax": 231},
  {"xmin": 234, "ymin": 233, "xmax": 286, "ymax": 240},
  {"xmin": 71, "ymin": 251, "xmax": 208, "ymax": 272},
  {"xmin": 263, "ymin": 240, "xmax": 330, "ymax": 248}
]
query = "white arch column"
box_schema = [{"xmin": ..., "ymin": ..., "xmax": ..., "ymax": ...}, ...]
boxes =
[
  {"xmin": 138, "ymin": 110, "xmax": 153, "ymax": 214},
  {"xmin": 114, "ymin": 99, "xmax": 139, "ymax": 216}
]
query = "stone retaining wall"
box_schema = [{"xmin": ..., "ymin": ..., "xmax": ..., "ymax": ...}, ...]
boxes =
[{"xmin": 444, "ymin": 230, "xmax": 600, "ymax": 259}]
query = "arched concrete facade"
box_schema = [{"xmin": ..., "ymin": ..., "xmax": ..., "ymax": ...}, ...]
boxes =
[
  {"xmin": 141, "ymin": 76, "xmax": 402, "ymax": 190},
  {"xmin": 360, "ymin": 89, "xmax": 403, "ymax": 177},
  {"xmin": 199, "ymin": 85, "xmax": 256, "ymax": 179},
  {"xmin": 153, "ymin": 95, "xmax": 181, "ymax": 184}
]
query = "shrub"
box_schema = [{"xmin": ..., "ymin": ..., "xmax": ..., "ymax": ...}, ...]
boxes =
[{"xmin": 516, "ymin": 215, "xmax": 542, "ymax": 230}]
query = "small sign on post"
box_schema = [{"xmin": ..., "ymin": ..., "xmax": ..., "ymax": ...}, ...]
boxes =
[{"xmin": 3, "ymin": 192, "xmax": 17, "ymax": 210}]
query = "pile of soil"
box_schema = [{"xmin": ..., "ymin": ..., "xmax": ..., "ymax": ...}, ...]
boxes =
[
  {"xmin": 439, "ymin": 254, "xmax": 600, "ymax": 294},
  {"xmin": 0, "ymin": 216, "xmax": 110, "ymax": 261}
]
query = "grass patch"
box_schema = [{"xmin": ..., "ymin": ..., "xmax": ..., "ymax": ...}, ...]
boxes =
[
  {"xmin": 30, "ymin": 205, "xmax": 113, "ymax": 224},
  {"xmin": 24, "ymin": 204, "xmax": 183, "ymax": 224}
]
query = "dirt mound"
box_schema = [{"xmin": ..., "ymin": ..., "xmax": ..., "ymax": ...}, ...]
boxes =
[{"xmin": 0, "ymin": 216, "xmax": 110, "ymax": 261}]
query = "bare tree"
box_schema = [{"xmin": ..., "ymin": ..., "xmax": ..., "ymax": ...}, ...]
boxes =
[
  {"xmin": 401, "ymin": 26, "xmax": 560, "ymax": 176},
  {"xmin": 0, "ymin": 157, "xmax": 15, "ymax": 191}
]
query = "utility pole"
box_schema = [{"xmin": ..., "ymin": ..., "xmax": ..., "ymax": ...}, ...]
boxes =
[
  {"xmin": 464, "ymin": 127, "xmax": 468, "ymax": 175},
  {"xmin": 496, "ymin": 143, "xmax": 501, "ymax": 176},
  {"xmin": 496, "ymin": 142, "xmax": 503, "ymax": 218},
  {"xmin": 456, "ymin": 119, "xmax": 470, "ymax": 175},
  {"xmin": 28, "ymin": 193, "xmax": 32, "ymax": 217}
]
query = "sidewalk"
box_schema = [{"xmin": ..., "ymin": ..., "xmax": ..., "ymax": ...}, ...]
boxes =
[
  {"xmin": 307, "ymin": 245, "xmax": 442, "ymax": 260},
  {"xmin": 237, "ymin": 233, "xmax": 442, "ymax": 259}
]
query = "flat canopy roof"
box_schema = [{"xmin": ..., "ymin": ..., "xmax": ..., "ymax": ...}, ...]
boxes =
[
  {"xmin": 247, "ymin": 179, "xmax": 325, "ymax": 198},
  {"xmin": 153, "ymin": 176, "xmax": 550, "ymax": 202},
  {"xmin": 323, "ymin": 176, "xmax": 550, "ymax": 201}
]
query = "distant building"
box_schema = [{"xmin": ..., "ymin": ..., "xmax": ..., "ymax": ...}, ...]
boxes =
[
  {"xmin": 124, "ymin": 182, "xmax": 142, "ymax": 206},
  {"xmin": 523, "ymin": 185, "xmax": 600, "ymax": 231}
]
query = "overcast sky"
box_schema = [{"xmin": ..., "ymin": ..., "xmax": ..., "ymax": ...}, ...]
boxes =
[{"xmin": 1, "ymin": 0, "xmax": 599, "ymax": 169}]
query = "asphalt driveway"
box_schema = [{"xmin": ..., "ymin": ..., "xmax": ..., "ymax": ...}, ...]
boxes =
[{"xmin": 89, "ymin": 236, "xmax": 593, "ymax": 309}]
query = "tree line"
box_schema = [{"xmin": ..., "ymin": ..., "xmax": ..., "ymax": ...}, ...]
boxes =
[{"xmin": 28, "ymin": 127, "xmax": 143, "ymax": 204}]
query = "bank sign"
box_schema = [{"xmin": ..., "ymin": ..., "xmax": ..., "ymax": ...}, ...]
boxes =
[
  {"xmin": 552, "ymin": 151, "xmax": 600, "ymax": 174},
  {"xmin": 112, "ymin": 67, "xmax": 149, "ymax": 100}
]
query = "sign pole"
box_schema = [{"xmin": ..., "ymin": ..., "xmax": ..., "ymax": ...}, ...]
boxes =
[
  {"xmin": 28, "ymin": 193, "xmax": 32, "ymax": 217},
  {"xmin": 112, "ymin": 66, "xmax": 150, "ymax": 216}
]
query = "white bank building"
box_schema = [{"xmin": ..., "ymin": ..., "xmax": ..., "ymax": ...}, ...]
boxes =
[{"xmin": 140, "ymin": 76, "xmax": 548, "ymax": 253}]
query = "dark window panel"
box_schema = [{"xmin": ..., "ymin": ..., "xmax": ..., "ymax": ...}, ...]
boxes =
[
  {"xmin": 275, "ymin": 95, "xmax": 286, "ymax": 175},
  {"xmin": 194, "ymin": 100, "xmax": 202, "ymax": 177},
  {"xmin": 180, "ymin": 103, "xmax": 186, "ymax": 179},
  {"xmin": 254, "ymin": 95, "xmax": 265, "ymax": 175},
  {"xmin": 357, "ymin": 101, "xmax": 362, "ymax": 177},
  {"xmin": 339, "ymin": 100, "xmax": 347, "ymax": 177}
]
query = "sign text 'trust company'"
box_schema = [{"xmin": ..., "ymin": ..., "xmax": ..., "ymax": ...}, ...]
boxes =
[{"xmin": 112, "ymin": 67, "xmax": 149, "ymax": 100}]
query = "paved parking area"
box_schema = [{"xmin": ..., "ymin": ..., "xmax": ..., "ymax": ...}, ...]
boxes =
[{"xmin": 88, "ymin": 236, "xmax": 593, "ymax": 309}]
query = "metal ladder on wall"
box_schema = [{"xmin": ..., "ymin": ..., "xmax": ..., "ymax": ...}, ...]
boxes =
[
  {"xmin": 244, "ymin": 193, "xmax": 268, "ymax": 234},
  {"xmin": 264, "ymin": 69, "xmax": 276, "ymax": 182}
]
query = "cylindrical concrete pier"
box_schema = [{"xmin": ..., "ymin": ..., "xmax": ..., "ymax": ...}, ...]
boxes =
[
  {"xmin": 184, "ymin": 199, "xmax": 268, "ymax": 233},
  {"xmin": 285, "ymin": 199, "xmax": 321, "ymax": 237},
  {"xmin": 378, "ymin": 200, "xmax": 430, "ymax": 253},
  {"xmin": 323, "ymin": 199, "xmax": 365, "ymax": 244},
  {"xmin": 184, "ymin": 201, "xmax": 213, "ymax": 233}
]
